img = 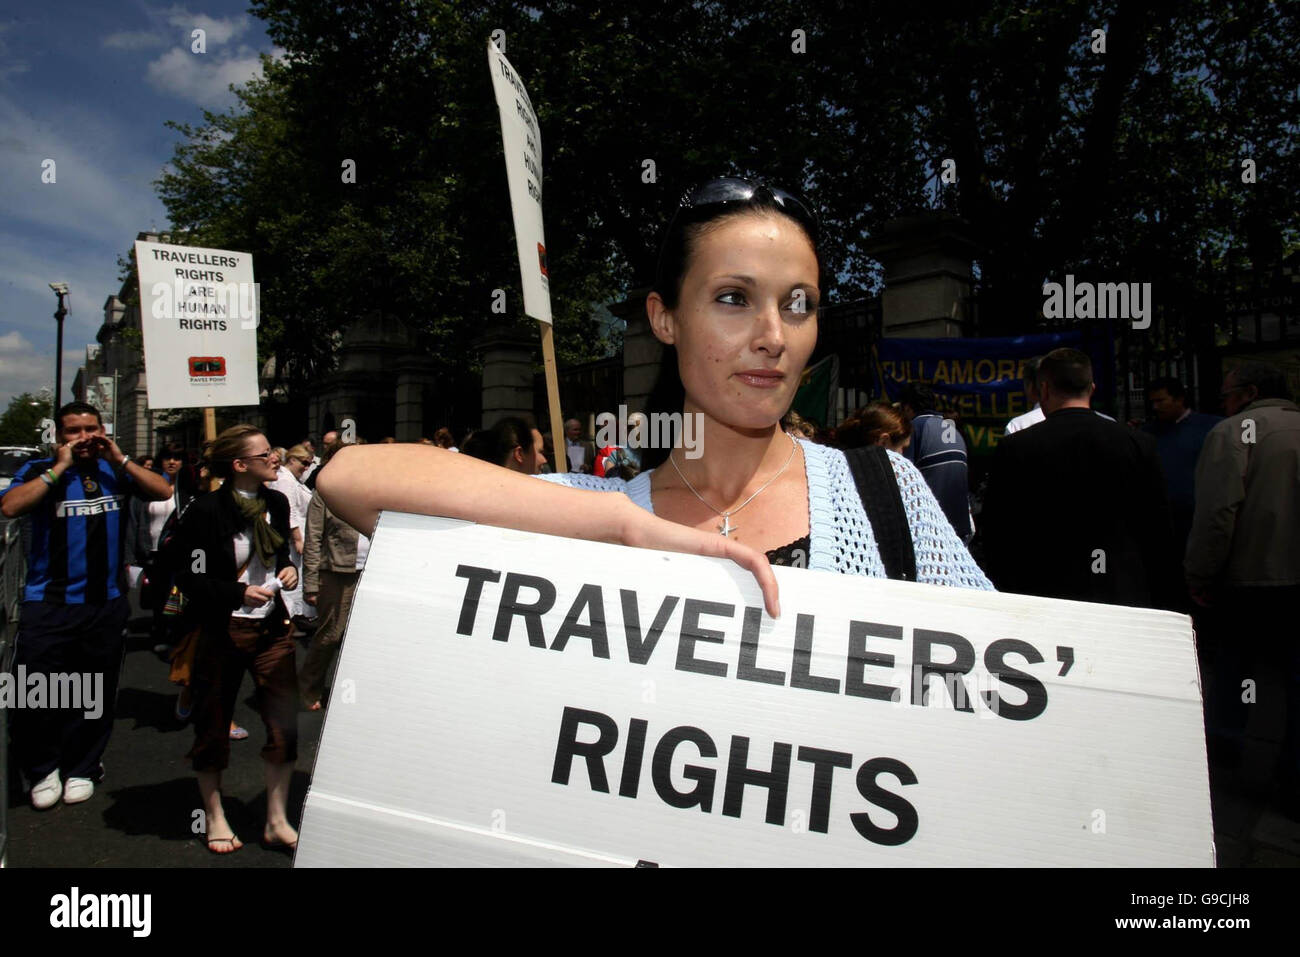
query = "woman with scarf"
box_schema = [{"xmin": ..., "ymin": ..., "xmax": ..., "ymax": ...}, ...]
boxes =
[{"xmin": 174, "ymin": 424, "xmax": 300, "ymax": 854}]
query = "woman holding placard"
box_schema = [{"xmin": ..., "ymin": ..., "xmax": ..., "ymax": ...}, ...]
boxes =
[{"xmin": 318, "ymin": 178, "xmax": 991, "ymax": 609}]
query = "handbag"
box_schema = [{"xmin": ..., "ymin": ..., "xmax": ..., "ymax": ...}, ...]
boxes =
[
  {"xmin": 168, "ymin": 624, "xmax": 200, "ymax": 686},
  {"xmin": 166, "ymin": 554, "xmax": 254, "ymax": 685}
]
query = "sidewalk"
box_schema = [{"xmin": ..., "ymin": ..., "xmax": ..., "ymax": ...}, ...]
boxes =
[
  {"xmin": 1204, "ymin": 663, "xmax": 1300, "ymax": 866},
  {"xmin": 4, "ymin": 621, "xmax": 325, "ymax": 867}
]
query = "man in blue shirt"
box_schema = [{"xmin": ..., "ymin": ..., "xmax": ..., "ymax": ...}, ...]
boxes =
[
  {"xmin": 1140, "ymin": 377, "xmax": 1221, "ymax": 558},
  {"xmin": 900, "ymin": 382, "xmax": 972, "ymax": 541},
  {"xmin": 1, "ymin": 401, "xmax": 172, "ymax": 809}
]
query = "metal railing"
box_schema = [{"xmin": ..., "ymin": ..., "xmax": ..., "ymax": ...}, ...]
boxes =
[{"xmin": 0, "ymin": 517, "xmax": 25, "ymax": 867}]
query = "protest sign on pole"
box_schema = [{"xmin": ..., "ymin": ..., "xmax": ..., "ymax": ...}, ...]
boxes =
[
  {"xmin": 296, "ymin": 513, "xmax": 1214, "ymax": 867},
  {"xmin": 487, "ymin": 39, "xmax": 566, "ymax": 471},
  {"xmin": 133, "ymin": 239, "xmax": 259, "ymax": 412}
]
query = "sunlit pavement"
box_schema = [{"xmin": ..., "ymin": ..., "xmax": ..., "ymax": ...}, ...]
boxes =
[{"xmin": 4, "ymin": 619, "xmax": 325, "ymax": 867}]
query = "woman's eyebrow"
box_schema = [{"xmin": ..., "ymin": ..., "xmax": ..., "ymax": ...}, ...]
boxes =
[{"xmin": 713, "ymin": 273, "xmax": 757, "ymax": 284}]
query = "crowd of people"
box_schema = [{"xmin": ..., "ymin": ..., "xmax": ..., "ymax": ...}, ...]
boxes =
[{"xmin": 3, "ymin": 175, "xmax": 1298, "ymax": 860}]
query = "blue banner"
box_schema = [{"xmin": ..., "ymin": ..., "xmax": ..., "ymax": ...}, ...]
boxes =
[{"xmin": 871, "ymin": 329, "xmax": 1115, "ymax": 451}]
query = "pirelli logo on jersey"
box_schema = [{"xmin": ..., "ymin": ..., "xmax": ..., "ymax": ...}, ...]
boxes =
[{"xmin": 56, "ymin": 494, "xmax": 125, "ymax": 518}]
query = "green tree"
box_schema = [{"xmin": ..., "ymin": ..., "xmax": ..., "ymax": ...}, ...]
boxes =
[
  {"xmin": 157, "ymin": 0, "xmax": 1298, "ymax": 366},
  {"xmin": 0, "ymin": 392, "xmax": 53, "ymax": 447}
]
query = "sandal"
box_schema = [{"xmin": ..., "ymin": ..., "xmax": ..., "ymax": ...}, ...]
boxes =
[
  {"xmin": 229, "ymin": 724, "xmax": 249, "ymax": 740},
  {"xmin": 206, "ymin": 835, "xmax": 243, "ymax": 854}
]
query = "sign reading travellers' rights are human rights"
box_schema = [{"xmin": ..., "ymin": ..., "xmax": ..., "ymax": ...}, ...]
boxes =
[
  {"xmin": 134, "ymin": 238, "xmax": 259, "ymax": 409},
  {"xmin": 295, "ymin": 513, "xmax": 1213, "ymax": 867}
]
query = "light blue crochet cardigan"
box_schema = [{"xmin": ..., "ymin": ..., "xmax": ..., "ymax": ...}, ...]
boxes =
[{"xmin": 538, "ymin": 439, "xmax": 994, "ymax": 591}]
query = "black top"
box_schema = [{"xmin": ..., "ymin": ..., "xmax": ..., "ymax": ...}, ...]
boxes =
[
  {"xmin": 174, "ymin": 485, "xmax": 293, "ymax": 619},
  {"xmin": 976, "ymin": 406, "xmax": 1179, "ymax": 609},
  {"xmin": 766, "ymin": 534, "xmax": 811, "ymax": 568}
]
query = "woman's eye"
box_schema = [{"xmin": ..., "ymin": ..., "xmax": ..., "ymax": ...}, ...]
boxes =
[{"xmin": 785, "ymin": 296, "xmax": 818, "ymax": 315}]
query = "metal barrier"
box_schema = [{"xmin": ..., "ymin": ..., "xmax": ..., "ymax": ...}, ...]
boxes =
[{"xmin": 0, "ymin": 517, "xmax": 25, "ymax": 867}]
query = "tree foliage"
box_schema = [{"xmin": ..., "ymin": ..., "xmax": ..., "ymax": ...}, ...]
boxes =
[
  {"xmin": 0, "ymin": 392, "xmax": 52, "ymax": 447},
  {"xmin": 156, "ymin": 0, "xmax": 1299, "ymax": 376}
]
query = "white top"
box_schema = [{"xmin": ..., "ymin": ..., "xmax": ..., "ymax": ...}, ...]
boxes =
[
  {"xmin": 1003, "ymin": 404, "xmax": 1045, "ymax": 434},
  {"xmin": 145, "ymin": 494, "xmax": 176, "ymax": 552},
  {"xmin": 267, "ymin": 466, "xmax": 312, "ymax": 533},
  {"xmin": 537, "ymin": 439, "xmax": 992, "ymax": 590},
  {"xmin": 355, "ymin": 533, "xmax": 371, "ymax": 570},
  {"xmin": 1004, "ymin": 403, "xmax": 1116, "ymax": 435},
  {"xmin": 232, "ymin": 488, "xmax": 276, "ymax": 619}
]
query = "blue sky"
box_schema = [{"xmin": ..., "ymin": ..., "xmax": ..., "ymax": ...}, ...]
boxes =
[{"xmin": 0, "ymin": 1, "xmax": 280, "ymax": 411}]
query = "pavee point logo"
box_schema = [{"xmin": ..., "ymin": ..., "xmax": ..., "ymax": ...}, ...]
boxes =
[{"xmin": 188, "ymin": 355, "xmax": 227, "ymax": 379}]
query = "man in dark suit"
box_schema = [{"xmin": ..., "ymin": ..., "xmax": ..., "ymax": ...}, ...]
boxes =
[{"xmin": 977, "ymin": 348, "xmax": 1179, "ymax": 609}]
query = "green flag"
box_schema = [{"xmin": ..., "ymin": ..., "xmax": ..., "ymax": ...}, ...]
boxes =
[{"xmin": 791, "ymin": 355, "xmax": 839, "ymax": 427}]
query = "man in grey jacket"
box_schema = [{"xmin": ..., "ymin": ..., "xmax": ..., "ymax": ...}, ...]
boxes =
[
  {"xmin": 1187, "ymin": 360, "xmax": 1300, "ymax": 814},
  {"xmin": 300, "ymin": 482, "xmax": 369, "ymax": 709}
]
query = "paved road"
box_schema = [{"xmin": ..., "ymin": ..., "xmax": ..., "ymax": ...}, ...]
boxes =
[{"xmin": 4, "ymin": 616, "xmax": 326, "ymax": 867}]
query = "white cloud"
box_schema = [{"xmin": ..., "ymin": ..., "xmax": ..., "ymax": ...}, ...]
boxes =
[
  {"xmin": 0, "ymin": 334, "xmax": 85, "ymax": 409},
  {"xmin": 0, "ymin": 330, "xmax": 35, "ymax": 353},
  {"xmin": 0, "ymin": 232, "xmax": 133, "ymax": 409},
  {"xmin": 102, "ymin": 30, "xmax": 168, "ymax": 50},
  {"xmin": 145, "ymin": 45, "xmax": 272, "ymax": 107},
  {"xmin": 163, "ymin": 7, "xmax": 251, "ymax": 47},
  {"xmin": 0, "ymin": 93, "xmax": 170, "ymax": 245}
]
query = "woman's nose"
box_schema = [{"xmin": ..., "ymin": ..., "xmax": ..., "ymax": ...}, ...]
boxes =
[{"xmin": 751, "ymin": 301, "xmax": 786, "ymax": 355}]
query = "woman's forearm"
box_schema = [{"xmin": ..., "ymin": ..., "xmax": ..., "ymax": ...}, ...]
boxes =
[{"xmin": 316, "ymin": 444, "xmax": 639, "ymax": 545}]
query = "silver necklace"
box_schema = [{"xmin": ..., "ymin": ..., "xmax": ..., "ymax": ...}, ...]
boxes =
[{"xmin": 668, "ymin": 432, "xmax": 799, "ymax": 537}]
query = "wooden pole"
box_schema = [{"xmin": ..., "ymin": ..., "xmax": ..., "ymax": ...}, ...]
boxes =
[
  {"xmin": 539, "ymin": 323, "xmax": 566, "ymax": 474},
  {"xmin": 203, "ymin": 407, "xmax": 217, "ymax": 491}
]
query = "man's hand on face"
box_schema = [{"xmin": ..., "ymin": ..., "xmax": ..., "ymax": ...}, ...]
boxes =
[
  {"xmin": 54, "ymin": 440, "xmax": 75, "ymax": 469},
  {"xmin": 95, "ymin": 436, "xmax": 127, "ymax": 466}
]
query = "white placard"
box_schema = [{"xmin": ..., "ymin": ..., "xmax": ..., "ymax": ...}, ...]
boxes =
[
  {"xmin": 134, "ymin": 239, "xmax": 259, "ymax": 409},
  {"xmin": 487, "ymin": 41, "xmax": 552, "ymax": 324},
  {"xmin": 296, "ymin": 513, "xmax": 1214, "ymax": 868}
]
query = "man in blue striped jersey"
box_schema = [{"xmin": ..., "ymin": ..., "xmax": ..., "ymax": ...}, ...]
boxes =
[{"xmin": 1, "ymin": 401, "xmax": 172, "ymax": 809}]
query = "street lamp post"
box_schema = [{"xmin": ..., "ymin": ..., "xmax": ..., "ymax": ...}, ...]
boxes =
[{"xmin": 49, "ymin": 282, "xmax": 69, "ymax": 406}]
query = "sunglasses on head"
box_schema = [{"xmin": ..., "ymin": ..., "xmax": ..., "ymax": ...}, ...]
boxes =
[{"xmin": 674, "ymin": 176, "xmax": 820, "ymax": 243}]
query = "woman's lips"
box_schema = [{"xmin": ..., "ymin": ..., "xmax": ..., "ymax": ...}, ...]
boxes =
[{"xmin": 734, "ymin": 370, "xmax": 785, "ymax": 389}]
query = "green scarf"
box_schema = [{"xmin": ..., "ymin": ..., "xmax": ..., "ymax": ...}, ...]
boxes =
[{"xmin": 230, "ymin": 486, "xmax": 285, "ymax": 568}]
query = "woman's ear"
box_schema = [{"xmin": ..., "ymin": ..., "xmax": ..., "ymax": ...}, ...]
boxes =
[{"xmin": 646, "ymin": 291, "xmax": 676, "ymax": 346}]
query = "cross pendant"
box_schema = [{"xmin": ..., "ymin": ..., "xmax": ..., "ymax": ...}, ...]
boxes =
[{"xmin": 718, "ymin": 514, "xmax": 736, "ymax": 537}]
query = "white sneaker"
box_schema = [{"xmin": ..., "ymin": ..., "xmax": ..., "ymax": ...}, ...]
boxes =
[
  {"xmin": 31, "ymin": 770, "xmax": 61, "ymax": 810},
  {"xmin": 63, "ymin": 777, "xmax": 94, "ymax": 804}
]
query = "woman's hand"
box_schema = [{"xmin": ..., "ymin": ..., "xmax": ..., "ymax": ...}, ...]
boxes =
[
  {"xmin": 243, "ymin": 584, "xmax": 275, "ymax": 605},
  {"xmin": 619, "ymin": 504, "xmax": 781, "ymax": 619},
  {"xmin": 304, "ymin": 592, "xmax": 317, "ymax": 606},
  {"xmin": 278, "ymin": 566, "xmax": 298, "ymax": 591}
]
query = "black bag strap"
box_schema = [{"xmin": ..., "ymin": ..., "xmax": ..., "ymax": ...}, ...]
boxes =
[{"xmin": 844, "ymin": 445, "xmax": 917, "ymax": 582}]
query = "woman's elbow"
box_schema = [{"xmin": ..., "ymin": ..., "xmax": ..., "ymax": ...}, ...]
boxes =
[{"xmin": 313, "ymin": 447, "xmax": 352, "ymax": 507}]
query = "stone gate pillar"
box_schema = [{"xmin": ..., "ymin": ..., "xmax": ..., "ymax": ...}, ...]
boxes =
[
  {"xmin": 864, "ymin": 213, "xmax": 980, "ymax": 338},
  {"xmin": 475, "ymin": 322, "xmax": 537, "ymax": 427}
]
